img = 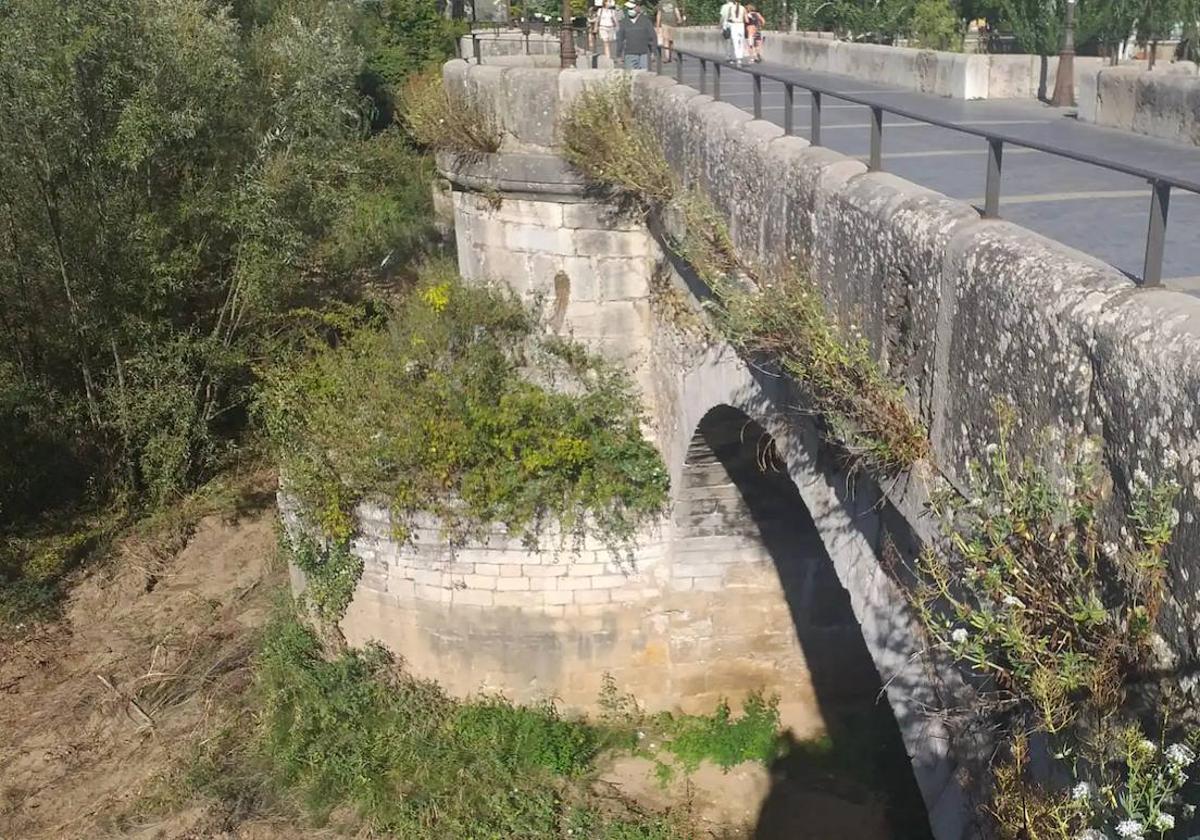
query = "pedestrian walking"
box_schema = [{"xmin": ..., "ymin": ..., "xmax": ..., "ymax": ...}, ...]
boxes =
[
  {"xmin": 719, "ymin": 0, "xmax": 747, "ymax": 66},
  {"xmin": 596, "ymin": 0, "xmax": 619, "ymax": 60},
  {"xmin": 617, "ymin": 0, "xmax": 656, "ymax": 70},
  {"xmin": 745, "ymin": 5, "xmax": 765, "ymax": 62},
  {"xmin": 656, "ymin": 0, "xmax": 685, "ymax": 62}
]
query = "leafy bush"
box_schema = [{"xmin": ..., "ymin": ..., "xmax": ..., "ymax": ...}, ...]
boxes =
[
  {"xmin": 287, "ymin": 532, "xmax": 364, "ymax": 623},
  {"xmin": 262, "ymin": 262, "xmax": 669, "ymax": 549},
  {"xmin": 256, "ymin": 607, "xmax": 689, "ymax": 837},
  {"xmin": 909, "ymin": 0, "xmax": 960, "ymax": 50}
]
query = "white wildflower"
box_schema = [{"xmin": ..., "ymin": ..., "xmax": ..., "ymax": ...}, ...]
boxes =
[
  {"xmin": 1076, "ymin": 831, "xmax": 1109, "ymax": 840},
  {"xmin": 1184, "ymin": 804, "xmax": 1196, "ymax": 818},
  {"xmin": 1115, "ymin": 819, "xmax": 1144, "ymax": 839},
  {"xmin": 1152, "ymin": 813, "xmax": 1175, "ymax": 832},
  {"xmin": 1102, "ymin": 541, "xmax": 1120, "ymax": 559},
  {"xmin": 1134, "ymin": 467, "xmax": 1150, "ymax": 486},
  {"xmin": 1003, "ymin": 595, "xmax": 1025, "ymax": 608},
  {"xmin": 1138, "ymin": 739, "xmax": 1158, "ymax": 756},
  {"xmin": 1165, "ymin": 743, "xmax": 1195, "ymax": 767},
  {"xmin": 1071, "ymin": 781, "xmax": 1093, "ymax": 801},
  {"xmin": 985, "ymin": 443, "xmax": 999, "ymax": 455},
  {"xmin": 951, "ymin": 628, "xmax": 969, "ymax": 645}
]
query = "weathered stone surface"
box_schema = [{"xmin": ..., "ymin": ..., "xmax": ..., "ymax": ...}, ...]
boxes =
[{"xmin": 935, "ymin": 222, "xmax": 1129, "ymax": 478}]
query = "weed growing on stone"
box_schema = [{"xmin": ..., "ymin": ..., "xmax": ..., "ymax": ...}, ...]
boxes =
[
  {"xmin": 710, "ymin": 271, "xmax": 930, "ymax": 474},
  {"xmin": 286, "ymin": 531, "xmax": 362, "ymax": 624},
  {"xmin": 911, "ymin": 406, "xmax": 1190, "ymax": 839},
  {"xmin": 261, "ymin": 260, "xmax": 669, "ymax": 571},
  {"xmin": 560, "ymin": 80, "xmax": 676, "ymax": 211},
  {"xmin": 560, "ymin": 83, "xmax": 929, "ymax": 476},
  {"xmin": 400, "ymin": 68, "xmax": 501, "ymax": 156}
]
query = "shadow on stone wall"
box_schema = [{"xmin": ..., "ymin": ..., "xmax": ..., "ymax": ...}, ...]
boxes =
[{"xmin": 689, "ymin": 405, "xmax": 933, "ymax": 838}]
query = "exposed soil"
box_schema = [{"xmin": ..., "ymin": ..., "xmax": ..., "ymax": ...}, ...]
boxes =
[
  {"xmin": 0, "ymin": 474, "xmax": 311, "ymax": 840},
  {"xmin": 597, "ymin": 755, "xmax": 892, "ymax": 840},
  {"xmin": 0, "ymin": 475, "xmax": 912, "ymax": 840}
]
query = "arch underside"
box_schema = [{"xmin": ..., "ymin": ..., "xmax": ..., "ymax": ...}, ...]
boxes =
[{"xmin": 653, "ymin": 333, "xmax": 974, "ymax": 839}]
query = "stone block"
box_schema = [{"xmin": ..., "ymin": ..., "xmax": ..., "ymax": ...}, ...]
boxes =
[
  {"xmin": 493, "ymin": 591, "xmax": 533, "ymax": 607},
  {"xmin": 499, "ymin": 67, "xmax": 561, "ymax": 148},
  {"xmin": 543, "ymin": 590, "xmax": 575, "ymax": 606},
  {"xmin": 453, "ymin": 589, "xmax": 495, "ymax": 607},
  {"xmin": 574, "ymin": 589, "xmax": 612, "ymax": 605},
  {"xmin": 558, "ymin": 576, "xmax": 593, "ymax": 591},
  {"xmin": 415, "ymin": 583, "xmax": 451, "ymax": 603},
  {"xmin": 595, "ymin": 257, "xmax": 651, "ymax": 301},
  {"xmin": 460, "ymin": 574, "xmax": 498, "ymax": 590},
  {"xmin": 497, "ymin": 197, "xmax": 563, "ymax": 227},
  {"xmin": 503, "ymin": 222, "xmax": 573, "ymax": 256}
]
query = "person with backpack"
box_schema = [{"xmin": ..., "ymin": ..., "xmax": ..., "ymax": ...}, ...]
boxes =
[
  {"xmin": 656, "ymin": 0, "xmax": 685, "ymax": 63},
  {"xmin": 718, "ymin": 0, "xmax": 747, "ymax": 66}
]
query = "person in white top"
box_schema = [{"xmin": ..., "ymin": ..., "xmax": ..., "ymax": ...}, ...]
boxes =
[
  {"xmin": 596, "ymin": 0, "xmax": 619, "ymax": 60},
  {"xmin": 719, "ymin": 0, "xmax": 747, "ymax": 66}
]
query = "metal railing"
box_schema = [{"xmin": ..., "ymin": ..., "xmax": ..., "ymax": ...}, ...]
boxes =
[{"xmin": 666, "ymin": 47, "xmax": 1200, "ymax": 286}]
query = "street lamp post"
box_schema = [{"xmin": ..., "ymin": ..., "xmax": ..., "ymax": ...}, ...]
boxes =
[
  {"xmin": 560, "ymin": 0, "xmax": 577, "ymax": 67},
  {"xmin": 1050, "ymin": 0, "xmax": 1077, "ymax": 106}
]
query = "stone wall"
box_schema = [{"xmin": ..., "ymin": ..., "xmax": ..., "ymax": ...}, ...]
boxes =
[
  {"xmin": 670, "ymin": 26, "xmax": 1109, "ymax": 100},
  {"xmin": 1078, "ymin": 65, "xmax": 1200, "ymax": 146},
  {"xmin": 286, "ymin": 431, "xmax": 867, "ymax": 737},
  {"xmin": 628, "ymin": 70, "xmax": 1200, "ymax": 667}
]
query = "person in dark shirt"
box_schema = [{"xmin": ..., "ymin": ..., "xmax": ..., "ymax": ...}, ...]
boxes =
[{"xmin": 617, "ymin": 0, "xmax": 656, "ymax": 70}]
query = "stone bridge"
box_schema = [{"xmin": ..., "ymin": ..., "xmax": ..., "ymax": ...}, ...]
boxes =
[{"xmin": 299, "ymin": 58, "xmax": 1200, "ymax": 838}]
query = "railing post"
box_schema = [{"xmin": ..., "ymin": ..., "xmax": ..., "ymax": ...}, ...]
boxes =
[
  {"xmin": 473, "ymin": 35, "xmax": 482, "ymax": 64},
  {"xmin": 984, "ymin": 137, "xmax": 1003, "ymax": 218},
  {"xmin": 752, "ymin": 73, "xmax": 762, "ymax": 119},
  {"xmin": 713, "ymin": 60, "xmax": 721, "ymax": 101},
  {"xmin": 699, "ymin": 57, "xmax": 707, "ymax": 95},
  {"xmin": 1142, "ymin": 179, "xmax": 1171, "ymax": 286},
  {"xmin": 869, "ymin": 105, "xmax": 883, "ymax": 171},
  {"xmin": 810, "ymin": 90, "xmax": 822, "ymax": 145},
  {"xmin": 676, "ymin": 52, "xmax": 683, "ymax": 84},
  {"xmin": 655, "ymin": 44, "xmax": 664, "ymax": 74},
  {"xmin": 783, "ymin": 83, "xmax": 794, "ymax": 135}
]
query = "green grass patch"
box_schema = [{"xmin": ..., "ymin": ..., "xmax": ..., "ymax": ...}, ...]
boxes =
[
  {"xmin": 254, "ymin": 607, "xmax": 691, "ymax": 838},
  {"xmin": 653, "ymin": 692, "xmax": 785, "ymax": 773}
]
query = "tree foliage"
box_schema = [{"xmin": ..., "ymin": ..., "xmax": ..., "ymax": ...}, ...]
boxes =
[{"xmin": 0, "ymin": 0, "xmax": 453, "ymax": 533}]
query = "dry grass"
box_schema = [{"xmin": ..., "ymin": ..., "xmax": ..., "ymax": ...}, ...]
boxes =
[
  {"xmin": 560, "ymin": 80, "xmax": 676, "ymax": 210},
  {"xmin": 400, "ymin": 69, "xmax": 502, "ymax": 156}
]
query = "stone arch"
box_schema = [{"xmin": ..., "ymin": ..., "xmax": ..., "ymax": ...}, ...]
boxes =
[
  {"xmin": 650, "ymin": 338, "xmax": 971, "ymax": 838},
  {"xmin": 673, "ymin": 403, "xmax": 933, "ymax": 837}
]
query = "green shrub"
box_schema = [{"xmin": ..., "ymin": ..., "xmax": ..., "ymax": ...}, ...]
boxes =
[
  {"xmin": 656, "ymin": 692, "xmax": 784, "ymax": 772},
  {"xmin": 261, "ymin": 262, "xmax": 669, "ymax": 551}
]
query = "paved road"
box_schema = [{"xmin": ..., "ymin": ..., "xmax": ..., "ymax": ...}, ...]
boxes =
[{"xmin": 668, "ymin": 51, "xmax": 1200, "ymax": 293}]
